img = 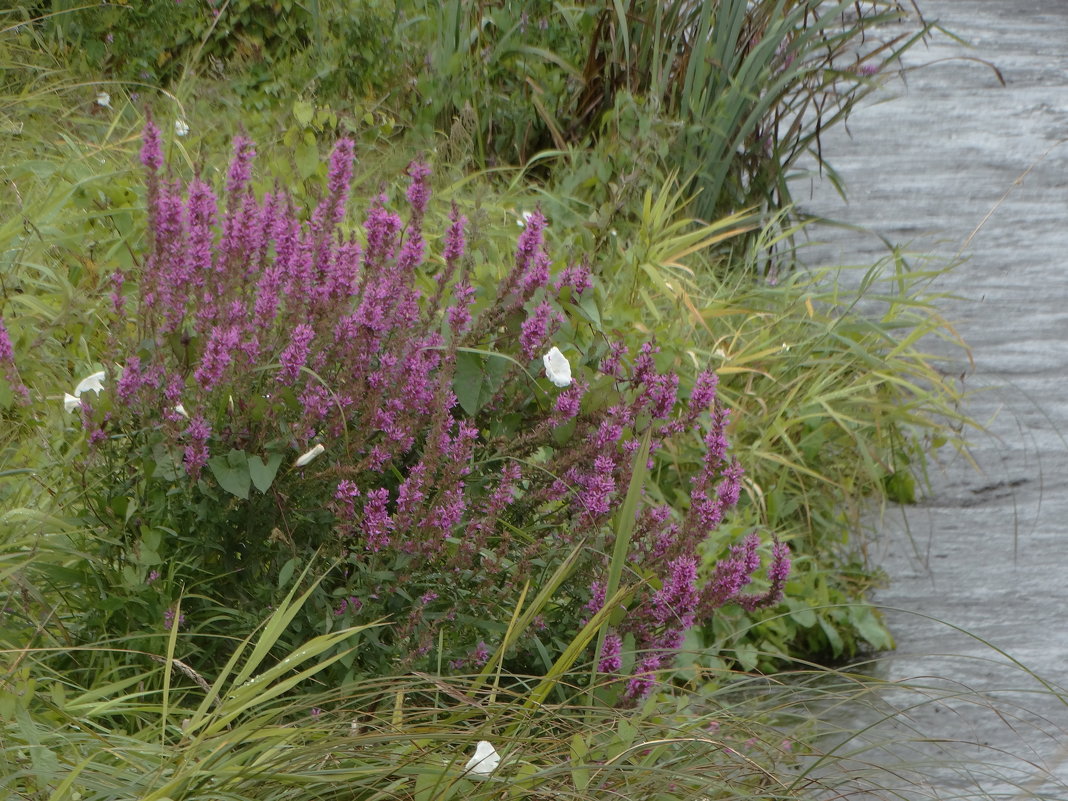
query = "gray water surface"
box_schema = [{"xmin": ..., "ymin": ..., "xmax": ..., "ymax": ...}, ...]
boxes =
[{"xmin": 798, "ymin": 1, "xmax": 1068, "ymax": 797}]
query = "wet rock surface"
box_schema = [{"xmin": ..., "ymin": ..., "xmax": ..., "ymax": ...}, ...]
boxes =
[{"xmin": 798, "ymin": 1, "xmax": 1068, "ymax": 796}]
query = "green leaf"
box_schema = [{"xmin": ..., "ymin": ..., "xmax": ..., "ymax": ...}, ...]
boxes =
[
  {"xmin": 277, "ymin": 557, "xmax": 299, "ymax": 589},
  {"xmin": 786, "ymin": 598, "xmax": 817, "ymax": 628},
  {"xmin": 453, "ymin": 350, "xmax": 484, "ymax": 416},
  {"xmin": 853, "ymin": 607, "xmax": 894, "ymax": 651},
  {"xmin": 818, "ymin": 615, "xmax": 845, "ymax": 657},
  {"xmin": 208, "ymin": 449, "xmax": 251, "ymax": 500},
  {"xmin": 295, "ymin": 139, "xmax": 319, "ymax": 179},
  {"xmin": 733, "ymin": 643, "xmax": 759, "ymax": 672},
  {"xmin": 292, "ymin": 99, "xmax": 315, "ymax": 127},
  {"xmin": 249, "ymin": 453, "xmax": 284, "ymax": 493}
]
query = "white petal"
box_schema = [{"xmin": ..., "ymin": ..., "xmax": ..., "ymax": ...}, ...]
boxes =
[
  {"xmin": 542, "ymin": 347, "xmax": 572, "ymax": 388},
  {"xmin": 294, "ymin": 443, "xmax": 325, "ymax": 467},
  {"xmin": 96, "ymin": 91, "xmax": 111, "ymax": 108},
  {"xmin": 174, "ymin": 403, "xmax": 189, "ymax": 419},
  {"xmin": 463, "ymin": 740, "xmax": 501, "ymax": 776},
  {"xmin": 174, "ymin": 119, "xmax": 189, "ymax": 137},
  {"xmin": 63, "ymin": 393, "xmax": 81, "ymax": 414},
  {"xmin": 73, "ymin": 371, "xmax": 106, "ymax": 397}
]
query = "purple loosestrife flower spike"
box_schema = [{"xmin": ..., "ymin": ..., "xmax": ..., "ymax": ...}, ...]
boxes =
[
  {"xmin": 0, "ymin": 317, "xmax": 28, "ymax": 402},
  {"xmin": 625, "ymin": 653, "xmax": 663, "ymax": 701},
  {"xmin": 514, "ymin": 209, "xmax": 546, "ymax": 285},
  {"xmin": 312, "ymin": 138, "xmax": 356, "ymax": 239},
  {"xmin": 406, "ymin": 161, "xmax": 431, "ymax": 217},
  {"xmin": 552, "ymin": 381, "xmax": 585, "ymax": 422},
  {"xmin": 520, "ymin": 301, "xmax": 559, "ymax": 361},
  {"xmin": 279, "ymin": 324, "xmax": 315, "ymax": 384},
  {"xmin": 598, "ymin": 632, "xmax": 623, "ymax": 673},
  {"xmin": 443, "ymin": 207, "xmax": 467, "ymax": 267},
  {"xmin": 183, "ymin": 416, "xmax": 211, "ymax": 478},
  {"xmin": 362, "ymin": 488, "xmax": 393, "ymax": 552},
  {"xmin": 140, "ymin": 120, "xmax": 163, "ymax": 172},
  {"xmin": 0, "ymin": 317, "xmax": 15, "ymax": 363},
  {"xmin": 225, "ymin": 135, "xmax": 256, "ymax": 198},
  {"xmin": 447, "ymin": 282, "xmax": 475, "ymax": 335},
  {"xmin": 736, "ymin": 539, "xmax": 792, "ymax": 611},
  {"xmin": 194, "ymin": 326, "xmax": 239, "ymax": 391}
]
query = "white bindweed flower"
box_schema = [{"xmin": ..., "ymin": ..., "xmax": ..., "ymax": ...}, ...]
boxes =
[
  {"xmin": 463, "ymin": 740, "xmax": 501, "ymax": 776},
  {"xmin": 174, "ymin": 119, "xmax": 189, "ymax": 137},
  {"xmin": 174, "ymin": 403, "xmax": 189, "ymax": 419},
  {"xmin": 63, "ymin": 371, "xmax": 106, "ymax": 413},
  {"xmin": 75, "ymin": 372, "xmax": 106, "ymax": 396},
  {"xmin": 542, "ymin": 346, "xmax": 572, "ymax": 388},
  {"xmin": 516, "ymin": 210, "xmax": 533, "ymax": 228},
  {"xmin": 294, "ymin": 443, "xmax": 325, "ymax": 467},
  {"xmin": 95, "ymin": 91, "xmax": 111, "ymax": 108}
]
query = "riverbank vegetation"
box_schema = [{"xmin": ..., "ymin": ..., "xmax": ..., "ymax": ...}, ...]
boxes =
[{"xmin": 0, "ymin": 2, "xmax": 992, "ymax": 798}]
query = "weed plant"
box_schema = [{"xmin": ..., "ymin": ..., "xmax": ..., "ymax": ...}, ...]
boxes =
[{"xmin": 3, "ymin": 122, "xmax": 797, "ymax": 694}]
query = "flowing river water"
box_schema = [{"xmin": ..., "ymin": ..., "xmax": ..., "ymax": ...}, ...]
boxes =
[{"xmin": 797, "ymin": 1, "xmax": 1068, "ymax": 797}]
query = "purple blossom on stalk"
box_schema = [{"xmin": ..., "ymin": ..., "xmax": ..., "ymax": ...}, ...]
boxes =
[
  {"xmin": 599, "ymin": 632, "xmax": 623, "ymax": 673},
  {"xmin": 163, "ymin": 607, "xmax": 186, "ymax": 631},
  {"xmin": 334, "ymin": 480, "xmax": 361, "ymax": 517},
  {"xmin": 625, "ymin": 653, "xmax": 662, "ymax": 701},
  {"xmin": 735, "ymin": 539, "xmax": 791, "ymax": 611},
  {"xmin": 279, "ymin": 324, "xmax": 315, "ymax": 383},
  {"xmin": 514, "ymin": 209, "xmax": 545, "ymax": 277},
  {"xmin": 447, "ymin": 282, "xmax": 476, "ymax": 335},
  {"xmin": 405, "ymin": 161, "xmax": 432, "ymax": 217},
  {"xmin": 0, "ymin": 317, "xmax": 15, "ymax": 363},
  {"xmin": 194, "ymin": 325, "xmax": 239, "ymax": 391},
  {"xmin": 647, "ymin": 555, "xmax": 699, "ymax": 651},
  {"xmin": 115, "ymin": 356, "xmax": 144, "ymax": 403},
  {"xmin": 361, "ymin": 488, "xmax": 393, "ymax": 552},
  {"xmin": 687, "ymin": 370, "xmax": 719, "ymax": 418},
  {"xmin": 443, "ymin": 207, "xmax": 467, "ymax": 267},
  {"xmin": 576, "ymin": 454, "xmax": 616, "ymax": 522},
  {"xmin": 599, "ymin": 341, "xmax": 628, "ymax": 379},
  {"xmin": 519, "ymin": 301, "xmax": 560, "ymax": 361},
  {"xmin": 552, "ymin": 381, "xmax": 585, "ymax": 422},
  {"xmin": 521, "ymin": 251, "xmax": 551, "ymax": 295},
  {"xmin": 140, "ymin": 119, "xmax": 163, "ymax": 172},
  {"xmin": 554, "ymin": 261, "xmax": 592, "ymax": 296},
  {"xmin": 585, "ymin": 580, "xmax": 606, "ymax": 617},
  {"xmin": 225, "ymin": 135, "xmax": 256, "ymax": 198},
  {"xmin": 183, "ymin": 416, "xmax": 211, "ymax": 478},
  {"xmin": 698, "ymin": 532, "xmax": 763, "ymax": 615},
  {"xmin": 311, "ymin": 138, "xmax": 356, "ymax": 239}
]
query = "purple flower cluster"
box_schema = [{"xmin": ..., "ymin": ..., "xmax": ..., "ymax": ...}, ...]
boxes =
[
  {"xmin": 0, "ymin": 317, "xmax": 29, "ymax": 403},
  {"xmin": 86, "ymin": 124, "xmax": 790, "ymax": 681}
]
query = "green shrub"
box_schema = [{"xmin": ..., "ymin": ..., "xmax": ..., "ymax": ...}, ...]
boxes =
[{"xmin": 21, "ymin": 0, "xmax": 398, "ymax": 100}]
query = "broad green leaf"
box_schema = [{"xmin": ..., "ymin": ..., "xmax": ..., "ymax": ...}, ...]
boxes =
[
  {"xmin": 453, "ymin": 349, "xmax": 484, "ymax": 416},
  {"xmin": 249, "ymin": 453, "xmax": 284, "ymax": 493},
  {"xmin": 208, "ymin": 449, "xmax": 251, "ymax": 500},
  {"xmin": 292, "ymin": 99, "xmax": 314, "ymax": 127}
]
